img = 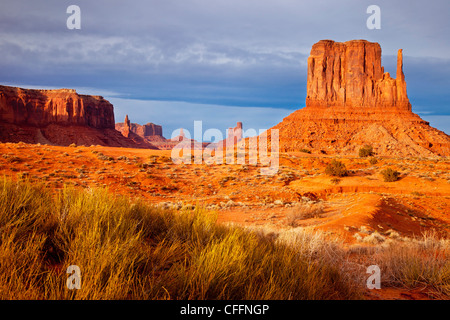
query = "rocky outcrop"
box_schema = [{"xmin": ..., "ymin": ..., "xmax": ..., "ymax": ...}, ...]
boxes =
[
  {"xmin": 0, "ymin": 85, "xmax": 156, "ymax": 148},
  {"xmin": 121, "ymin": 114, "xmax": 132, "ymax": 138},
  {"xmin": 139, "ymin": 123, "xmax": 163, "ymax": 137},
  {"xmin": 268, "ymin": 40, "xmax": 450, "ymax": 157},
  {"xmin": 171, "ymin": 128, "xmax": 186, "ymax": 142},
  {"xmin": 116, "ymin": 115, "xmax": 171, "ymax": 148},
  {"xmin": 306, "ymin": 40, "xmax": 411, "ymax": 111},
  {"xmin": 116, "ymin": 117, "xmax": 163, "ymax": 140},
  {"xmin": 0, "ymin": 85, "xmax": 115, "ymax": 129},
  {"xmin": 112, "ymin": 115, "xmax": 158, "ymax": 149}
]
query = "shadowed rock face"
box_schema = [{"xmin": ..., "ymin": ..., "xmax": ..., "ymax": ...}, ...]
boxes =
[
  {"xmin": 270, "ymin": 40, "xmax": 450, "ymax": 157},
  {"xmin": 0, "ymin": 85, "xmax": 115, "ymax": 129}
]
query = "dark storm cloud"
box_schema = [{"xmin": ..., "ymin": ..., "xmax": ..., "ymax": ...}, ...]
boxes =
[{"xmin": 0, "ymin": 0, "xmax": 449, "ymax": 116}]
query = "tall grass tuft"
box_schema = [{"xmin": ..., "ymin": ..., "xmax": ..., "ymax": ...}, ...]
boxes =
[
  {"xmin": 372, "ymin": 232, "xmax": 450, "ymax": 298},
  {"xmin": 1, "ymin": 177, "xmax": 362, "ymax": 299}
]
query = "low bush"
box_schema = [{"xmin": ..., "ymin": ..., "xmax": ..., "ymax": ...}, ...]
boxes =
[
  {"xmin": 325, "ymin": 160, "xmax": 348, "ymax": 177},
  {"xmin": 286, "ymin": 202, "xmax": 324, "ymax": 226},
  {"xmin": 359, "ymin": 145, "xmax": 374, "ymax": 158},
  {"xmin": 380, "ymin": 168, "xmax": 400, "ymax": 182},
  {"xmin": 330, "ymin": 177, "xmax": 341, "ymax": 185}
]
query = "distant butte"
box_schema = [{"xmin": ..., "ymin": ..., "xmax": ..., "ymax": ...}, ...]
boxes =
[
  {"xmin": 115, "ymin": 115, "xmax": 210, "ymax": 150},
  {"xmin": 269, "ymin": 39, "xmax": 450, "ymax": 157}
]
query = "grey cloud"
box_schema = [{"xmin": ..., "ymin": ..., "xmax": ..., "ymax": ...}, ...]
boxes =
[{"xmin": 0, "ymin": 0, "xmax": 448, "ymax": 116}]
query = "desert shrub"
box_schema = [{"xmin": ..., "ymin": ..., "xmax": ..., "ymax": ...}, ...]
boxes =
[
  {"xmin": 240, "ymin": 164, "xmax": 249, "ymax": 172},
  {"xmin": 299, "ymin": 148, "xmax": 311, "ymax": 154},
  {"xmin": 96, "ymin": 152, "xmax": 114, "ymax": 161},
  {"xmin": 381, "ymin": 168, "xmax": 400, "ymax": 182},
  {"xmin": 369, "ymin": 157, "xmax": 378, "ymax": 165},
  {"xmin": 159, "ymin": 156, "xmax": 172, "ymax": 163},
  {"xmin": 277, "ymin": 170, "xmax": 296, "ymax": 184},
  {"xmin": 330, "ymin": 177, "xmax": 341, "ymax": 185},
  {"xmin": 325, "ymin": 160, "xmax": 348, "ymax": 177},
  {"xmin": 286, "ymin": 202, "xmax": 324, "ymax": 226},
  {"xmin": 4, "ymin": 155, "xmax": 23, "ymax": 163},
  {"xmin": 359, "ymin": 145, "xmax": 374, "ymax": 158}
]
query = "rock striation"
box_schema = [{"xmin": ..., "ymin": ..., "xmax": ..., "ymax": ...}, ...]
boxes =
[
  {"xmin": 306, "ymin": 40, "xmax": 410, "ymax": 111},
  {"xmin": 269, "ymin": 40, "xmax": 450, "ymax": 157},
  {"xmin": 0, "ymin": 85, "xmax": 156, "ymax": 148}
]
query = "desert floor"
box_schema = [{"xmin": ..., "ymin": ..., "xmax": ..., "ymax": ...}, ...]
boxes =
[{"xmin": 1, "ymin": 142, "xmax": 449, "ymax": 300}]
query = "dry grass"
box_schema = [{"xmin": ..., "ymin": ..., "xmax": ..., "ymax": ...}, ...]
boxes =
[
  {"xmin": 0, "ymin": 177, "xmax": 360, "ymax": 300},
  {"xmin": 286, "ymin": 202, "xmax": 325, "ymax": 226},
  {"xmin": 371, "ymin": 232, "xmax": 450, "ymax": 298}
]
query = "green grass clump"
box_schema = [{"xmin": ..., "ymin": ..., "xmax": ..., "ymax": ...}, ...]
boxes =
[{"xmin": 0, "ymin": 177, "xmax": 360, "ymax": 300}]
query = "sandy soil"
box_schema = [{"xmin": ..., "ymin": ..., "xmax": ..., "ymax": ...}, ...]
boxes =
[{"xmin": 1, "ymin": 142, "xmax": 449, "ymax": 300}]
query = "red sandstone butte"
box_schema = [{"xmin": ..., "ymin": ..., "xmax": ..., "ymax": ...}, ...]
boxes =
[
  {"xmin": 114, "ymin": 114, "xmax": 162, "ymax": 149},
  {"xmin": 270, "ymin": 40, "xmax": 450, "ymax": 157},
  {"xmin": 0, "ymin": 85, "xmax": 156, "ymax": 148},
  {"xmin": 116, "ymin": 116, "xmax": 163, "ymax": 140}
]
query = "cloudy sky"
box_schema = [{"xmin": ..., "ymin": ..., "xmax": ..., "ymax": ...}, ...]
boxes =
[{"xmin": 1, "ymin": 0, "xmax": 449, "ymax": 136}]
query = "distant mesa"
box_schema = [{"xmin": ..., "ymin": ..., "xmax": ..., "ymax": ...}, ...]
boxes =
[
  {"xmin": 116, "ymin": 115, "xmax": 164, "ymax": 140},
  {"xmin": 268, "ymin": 39, "xmax": 450, "ymax": 157},
  {"xmin": 2, "ymin": 39, "xmax": 449, "ymax": 157},
  {"xmin": 115, "ymin": 115, "xmax": 209, "ymax": 150},
  {"xmin": 0, "ymin": 85, "xmax": 155, "ymax": 148},
  {"xmin": 115, "ymin": 114, "xmax": 164, "ymax": 149}
]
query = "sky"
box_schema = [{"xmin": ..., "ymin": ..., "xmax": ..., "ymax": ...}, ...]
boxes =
[{"xmin": 1, "ymin": 0, "xmax": 449, "ymax": 136}]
